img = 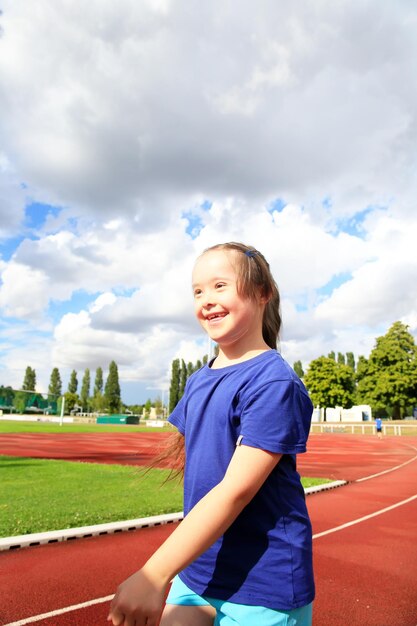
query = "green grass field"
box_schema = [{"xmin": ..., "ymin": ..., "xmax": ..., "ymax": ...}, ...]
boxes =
[
  {"xmin": 0, "ymin": 455, "xmax": 331, "ymax": 537},
  {"xmin": 0, "ymin": 419, "xmax": 172, "ymax": 434},
  {"xmin": 0, "ymin": 455, "xmax": 183, "ymax": 537}
]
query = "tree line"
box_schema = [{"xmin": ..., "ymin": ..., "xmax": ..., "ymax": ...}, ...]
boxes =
[
  {"xmin": 0, "ymin": 361, "xmax": 122, "ymax": 415},
  {"xmin": 169, "ymin": 356, "xmax": 209, "ymax": 413},
  {"xmin": 167, "ymin": 321, "xmax": 417, "ymax": 420},
  {"xmin": 300, "ymin": 321, "xmax": 417, "ymax": 419}
]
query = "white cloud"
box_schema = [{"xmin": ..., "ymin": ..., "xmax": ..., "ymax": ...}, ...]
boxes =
[
  {"xmin": 315, "ymin": 216, "xmax": 417, "ymax": 327},
  {"xmin": 1, "ymin": 1, "xmax": 417, "ymax": 402},
  {"xmin": 0, "ymin": 262, "xmax": 50, "ymax": 319},
  {"xmin": 1, "ymin": 1, "xmax": 416, "ymax": 222},
  {"xmin": 0, "ymin": 154, "xmax": 26, "ymax": 238}
]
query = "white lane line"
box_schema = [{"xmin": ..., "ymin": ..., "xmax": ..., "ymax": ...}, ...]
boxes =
[
  {"xmin": 3, "ymin": 595, "xmax": 114, "ymax": 626},
  {"xmin": 313, "ymin": 494, "xmax": 417, "ymax": 539},
  {"xmin": 356, "ymin": 446, "xmax": 417, "ymax": 482}
]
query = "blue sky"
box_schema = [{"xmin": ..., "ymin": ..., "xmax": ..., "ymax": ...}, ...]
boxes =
[{"xmin": 1, "ymin": 1, "xmax": 416, "ymax": 404}]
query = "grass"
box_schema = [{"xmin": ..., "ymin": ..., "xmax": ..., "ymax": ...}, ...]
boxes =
[
  {"xmin": 0, "ymin": 455, "xmax": 183, "ymax": 537},
  {"xmin": 0, "ymin": 455, "xmax": 331, "ymax": 537},
  {"xmin": 0, "ymin": 419, "xmax": 172, "ymax": 434}
]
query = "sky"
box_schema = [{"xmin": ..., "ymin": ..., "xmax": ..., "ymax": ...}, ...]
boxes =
[{"xmin": 0, "ymin": 1, "xmax": 417, "ymax": 405}]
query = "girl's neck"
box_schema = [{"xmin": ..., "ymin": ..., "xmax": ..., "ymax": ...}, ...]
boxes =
[{"xmin": 211, "ymin": 343, "xmax": 271, "ymax": 369}]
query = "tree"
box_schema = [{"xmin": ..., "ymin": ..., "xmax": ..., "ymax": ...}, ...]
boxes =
[
  {"xmin": 0, "ymin": 385, "xmax": 15, "ymax": 409},
  {"xmin": 48, "ymin": 367, "xmax": 62, "ymax": 397},
  {"xmin": 337, "ymin": 352, "xmax": 346, "ymax": 365},
  {"xmin": 154, "ymin": 397, "xmax": 163, "ymax": 417},
  {"xmin": 144, "ymin": 398, "xmax": 152, "ymax": 418},
  {"xmin": 356, "ymin": 321, "xmax": 417, "ymax": 419},
  {"xmin": 105, "ymin": 361, "xmax": 121, "ymax": 413},
  {"xmin": 68, "ymin": 370, "xmax": 78, "ymax": 394},
  {"xmin": 179, "ymin": 359, "xmax": 187, "ymax": 399},
  {"xmin": 90, "ymin": 391, "xmax": 107, "ymax": 414},
  {"xmin": 304, "ymin": 356, "xmax": 356, "ymax": 409},
  {"xmin": 13, "ymin": 390, "xmax": 28, "ymax": 414},
  {"xmin": 80, "ymin": 368, "xmax": 91, "ymax": 411},
  {"xmin": 346, "ymin": 352, "xmax": 355, "ymax": 371},
  {"xmin": 169, "ymin": 359, "xmax": 180, "ymax": 413},
  {"xmin": 94, "ymin": 367, "xmax": 103, "ymax": 396},
  {"xmin": 328, "ymin": 351, "xmax": 335, "ymax": 361},
  {"xmin": 22, "ymin": 366, "xmax": 36, "ymax": 391},
  {"xmin": 293, "ymin": 360, "xmax": 304, "ymax": 379},
  {"xmin": 63, "ymin": 391, "xmax": 79, "ymax": 414}
]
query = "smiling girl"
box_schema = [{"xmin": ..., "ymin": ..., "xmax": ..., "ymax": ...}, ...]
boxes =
[{"xmin": 108, "ymin": 242, "xmax": 315, "ymax": 626}]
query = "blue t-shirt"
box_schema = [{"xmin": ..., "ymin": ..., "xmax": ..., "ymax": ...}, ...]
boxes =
[{"xmin": 168, "ymin": 350, "xmax": 315, "ymax": 610}]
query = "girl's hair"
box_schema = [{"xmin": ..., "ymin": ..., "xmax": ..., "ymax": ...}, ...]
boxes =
[
  {"xmin": 152, "ymin": 243, "xmax": 281, "ymax": 480},
  {"xmin": 203, "ymin": 242, "xmax": 281, "ymax": 348}
]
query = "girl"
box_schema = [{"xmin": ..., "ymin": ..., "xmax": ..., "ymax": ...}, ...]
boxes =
[{"xmin": 108, "ymin": 242, "xmax": 315, "ymax": 626}]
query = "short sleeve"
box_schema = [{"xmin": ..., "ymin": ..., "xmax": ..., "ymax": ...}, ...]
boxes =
[
  {"xmin": 239, "ymin": 379, "xmax": 313, "ymax": 454},
  {"xmin": 168, "ymin": 394, "xmax": 186, "ymax": 435}
]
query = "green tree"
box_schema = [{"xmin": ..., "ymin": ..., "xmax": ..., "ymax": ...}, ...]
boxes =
[
  {"xmin": 0, "ymin": 385, "xmax": 15, "ymax": 410},
  {"xmin": 48, "ymin": 367, "xmax": 62, "ymax": 397},
  {"xmin": 90, "ymin": 392, "xmax": 107, "ymax": 414},
  {"xmin": 328, "ymin": 351, "xmax": 335, "ymax": 361},
  {"xmin": 179, "ymin": 359, "xmax": 187, "ymax": 399},
  {"xmin": 154, "ymin": 397, "xmax": 163, "ymax": 417},
  {"xmin": 104, "ymin": 361, "xmax": 121, "ymax": 413},
  {"xmin": 169, "ymin": 359, "xmax": 180, "ymax": 413},
  {"xmin": 80, "ymin": 368, "xmax": 91, "ymax": 411},
  {"xmin": 144, "ymin": 398, "xmax": 152, "ymax": 418},
  {"xmin": 22, "ymin": 366, "xmax": 36, "ymax": 391},
  {"xmin": 337, "ymin": 352, "xmax": 346, "ymax": 365},
  {"xmin": 293, "ymin": 360, "xmax": 304, "ymax": 379},
  {"xmin": 346, "ymin": 352, "xmax": 355, "ymax": 371},
  {"xmin": 356, "ymin": 321, "xmax": 417, "ymax": 419},
  {"xmin": 13, "ymin": 390, "xmax": 28, "ymax": 414},
  {"xmin": 304, "ymin": 356, "xmax": 356, "ymax": 409},
  {"xmin": 63, "ymin": 391, "xmax": 79, "ymax": 414},
  {"xmin": 94, "ymin": 367, "xmax": 103, "ymax": 396},
  {"xmin": 68, "ymin": 370, "xmax": 78, "ymax": 394}
]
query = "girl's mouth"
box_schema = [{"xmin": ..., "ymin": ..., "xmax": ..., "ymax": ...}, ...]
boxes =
[{"xmin": 206, "ymin": 312, "xmax": 227, "ymax": 322}]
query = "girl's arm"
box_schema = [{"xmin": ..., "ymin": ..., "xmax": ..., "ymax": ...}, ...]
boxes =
[{"xmin": 108, "ymin": 444, "xmax": 282, "ymax": 626}]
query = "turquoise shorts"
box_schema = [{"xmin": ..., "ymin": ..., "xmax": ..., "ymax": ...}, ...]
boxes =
[{"xmin": 166, "ymin": 576, "xmax": 313, "ymax": 626}]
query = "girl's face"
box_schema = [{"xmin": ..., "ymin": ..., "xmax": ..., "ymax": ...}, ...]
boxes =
[{"xmin": 192, "ymin": 250, "xmax": 266, "ymax": 352}]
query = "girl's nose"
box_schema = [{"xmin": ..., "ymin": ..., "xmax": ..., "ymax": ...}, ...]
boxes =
[{"xmin": 202, "ymin": 291, "xmax": 215, "ymax": 308}]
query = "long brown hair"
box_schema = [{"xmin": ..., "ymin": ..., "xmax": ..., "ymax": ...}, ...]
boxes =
[{"xmin": 155, "ymin": 242, "xmax": 281, "ymax": 479}]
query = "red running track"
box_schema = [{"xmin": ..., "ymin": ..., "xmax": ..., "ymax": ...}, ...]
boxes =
[
  {"xmin": 0, "ymin": 433, "xmax": 416, "ymax": 626},
  {"xmin": 0, "ymin": 430, "xmax": 411, "ymax": 480}
]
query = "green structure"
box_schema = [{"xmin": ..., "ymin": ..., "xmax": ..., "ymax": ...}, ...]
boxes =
[
  {"xmin": 0, "ymin": 387, "xmax": 58, "ymax": 415},
  {"xmin": 96, "ymin": 414, "xmax": 140, "ymax": 425}
]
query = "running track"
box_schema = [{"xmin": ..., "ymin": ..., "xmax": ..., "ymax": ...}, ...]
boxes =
[{"xmin": 0, "ymin": 432, "xmax": 416, "ymax": 626}]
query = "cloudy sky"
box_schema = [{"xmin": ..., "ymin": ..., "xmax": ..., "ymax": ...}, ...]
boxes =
[{"xmin": 1, "ymin": 1, "xmax": 416, "ymax": 404}]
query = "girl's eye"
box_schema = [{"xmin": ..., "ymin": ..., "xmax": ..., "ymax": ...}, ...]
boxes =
[
  {"xmin": 215, "ymin": 282, "xmax": 226, "ymax": 289},
  {"xmin": 194, "ymin": 289, "xmax": 202, "ymax": 297}
]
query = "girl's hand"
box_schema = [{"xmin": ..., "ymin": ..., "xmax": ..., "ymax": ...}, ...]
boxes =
[{"xmin": 107, "ymin": 567, "xmax": 167, "ymax": 626}]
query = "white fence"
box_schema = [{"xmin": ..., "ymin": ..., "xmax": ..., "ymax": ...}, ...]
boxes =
[{"xmin": 310, "ymin": 422, "xmax": 417, "ymax": 436}]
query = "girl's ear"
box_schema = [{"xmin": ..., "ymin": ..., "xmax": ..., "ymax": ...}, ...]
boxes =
[{"xmin": 259, "ymin": 287, "xmax": 272, "ymax": 305}]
